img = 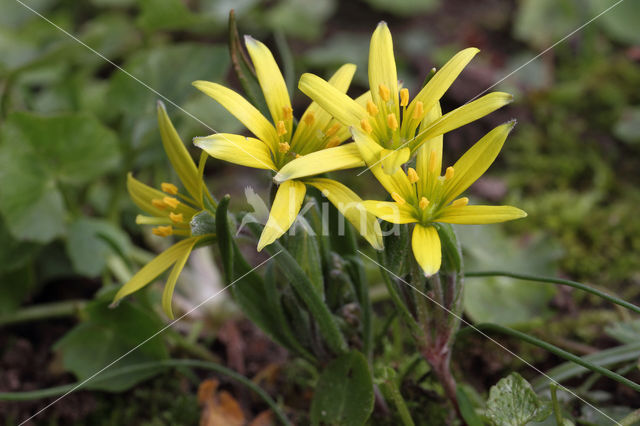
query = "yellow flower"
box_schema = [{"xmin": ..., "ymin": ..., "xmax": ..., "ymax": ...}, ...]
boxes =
[
  {"xmin": 192, "ymin": 36, "xmax": 382, "ymax": 251},
  {"xmin": 112, "ymin": 103, "xmax": 215, "ymax": 319},
  {"xmin": 279, "ymin": 21, "xmax": 512, "ymax": 179},
  {"xmin": 356, "ymin": 118, "xmax": 527, "ymax": 276}
]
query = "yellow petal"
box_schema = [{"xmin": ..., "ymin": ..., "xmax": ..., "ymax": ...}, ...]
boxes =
[
  {"xmin": 437, "ymin": 205, "xmax": 527, "ymax": 224},
  {"xmin": 299, "ymin": 73, "xmax": 368, "ymax": 128},
  {"xmin": 292, "ymin": 63, "xmax": 357, "ymax": 153},
  {"xmin": 306, "ymin": 178, "xmax": 383, "ymax": 250},
  {"xmin": 192, "ymin": 80, "xmax": 279, "ymax": 152},
  {"xmin": 161, "ymin": 237, "xmax": 198, "ymax": 319},
  {"xmin": 380, "ymin": 147, "xmax": 410, "ymax": 175},
  {"xmin": 406, "ymin": 48, "xmax": 479, "ymax": 125},
  {"xmin": 113, "ymin": 237, "xmax": 197, "ymax": 302},
  {"xmin": 157, "ymin": 102, "xmax": 201, "ymax": 203},
  {"xmin": 193, "ymin": 133, "xmax": 276, "ymax": 170},
  {"xmin": 351, "ymin": 127, "xmax": 414, "ymax": 201},
  {"xmin": 127, "ymin": 173, "xmax": 197, "ymax": 219},
  {"xmin": 274, "ymin": 143, "xmax": 364, "ymax": 183},
  {"xmin": 369, "ymin": 22, "xmax": 399, "ymax": 113},
  {"xmin": 412, "ymin": 224, "xmax": 441, "ymax": 277},
  {"xmin": 413, "ymin": 92, "xmax": 513, "ymax": 150},
  {"xmin": 441, "ymin": 121, "xmax": 515, "ymax": 205},
  {"xmin": 245, "ymin": 36, "xmax": 292, "ymax": 133},
  {"xmin": 416, "ymin": 102, "xmax": 443, "ymax": 198},
  {"xmin": 257, "ymin": 180, "xmax": 306, "ymax": 251},
  {"xmin": 361, "ymin": 200, "xmax": 417, "ymax": 224}
]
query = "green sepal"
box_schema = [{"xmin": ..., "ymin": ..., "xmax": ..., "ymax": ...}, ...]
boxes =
[
  {"xmin": 434, "ymin": 223, "xmax": 462, "ymax": 274},
  {"xmin": 288, "ymin": 217, "xmax": 324, "ymax": 298},
  {"xmin": 190, "ymin": 210, "xmax": 216, "ymax": 237},
  {"xmin": 380, "ymin": 222, "xmax": 410, "ymax": 277}
]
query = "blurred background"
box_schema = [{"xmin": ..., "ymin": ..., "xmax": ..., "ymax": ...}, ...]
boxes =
[{"xmin": 1, "ymin": 0, "xmax": 639, "ymax": 424}]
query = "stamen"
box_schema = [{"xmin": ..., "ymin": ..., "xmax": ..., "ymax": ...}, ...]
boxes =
[
  {"xmin": 419, "ymin": 197, "xmax": 430, "ymax": 210},
  {"xmin": 400, "ymin": 88, "xmax": 409, "ymax": 107},
  {"xmin": 451, "ymin": 197, "xmax": 469, "ymax": 207},
  {"xmin": 282, "ymin": 106, "xmax": 293, "ymax": 120},
  {"xmin": 413, "ymin": 101, "xmax": 424, "ymax": 120},
  {"xmin": 391, "ymin": 192, "xmax": 406, "ymax": 205},
  {"xmin": 378, "ymin": 84, "xmax": 390, "ymax": 102},
  {"xmin": 366, "ymin": 100, "xmax": 379, "ymax": 116},
  {"xmin": 295, "ymin": 154, "xmax": 301, "ymax": 158},
  {"xmin": 161, "ymin": 182, "xmax": 178, "ymax": 195},
  {"xmin": 303, "ymin": 113, "xmax": 315, "ymax": 126},
  {"xmin": 325, "ymin": 123, "xmax": 341, "ymax": 137},
  {"xmin": 169, "ymin": 212, "xmax": 183, "ymax": 224},
  {"xmin": 152, "ymin": 199, "xmax": 167, "ymax": 209},
  {"xmin": 276, "ymin": 120, "xmax": 287, "ymax": 136},
  {"xmin": 407, "ymin": 167, "xmax": 419, "ymax": 183},
  {"xmin": 444, "ymin": 166, "xmax": 455, "ymax": 180},
  {"xmin": 279, "ymin": 142, "xmax": 290, "ymax": 153},
  {"xmin": 429, "ymin": 150, "xmax": 438, "ymax": 173},
  {"xmin": 152, "ymin": 225, "xmax": 173, "ymax": 237},
  {"xmin": 163, "ymin": 196, "xmax": 180, "ymax": 209},
  {"xmin": 325, "ymin": 137, "xmax": 341, "ymax": 148},
  {"xmin": 387, "ymin": 113, "xmax": 398, "ymax": 131},
  {"xmin": 360, "ymin": 119, "xmax": 373, "ymax": 134}
]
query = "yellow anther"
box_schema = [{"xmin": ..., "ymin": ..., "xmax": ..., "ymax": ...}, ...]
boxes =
[
  {"xmin": 325, "ymin": 123, "xmax": 341, "ymax": 137},
  {"xmin": 326, "ymin": 137, "xmax": 341, "ymax": 148},
  {"xmin": 378, "ymin": 84, "xmax": 390, "ymax": 102},
  {"xmin": 169, "ymin": 212, "xmax": 183, "ymax": 224},
  {"xmin": 444, "ymin": 166, "xmax": 455, "ymax": 180},
  {"xmin": 390, "ymin": 192, "xmax": 406, "ymax": 205},
  {"xmin": 295, "ymin": 153, "xmax": 301, "ymax": 158},
  {"xmin": 366, "ymin": 100, "xmax": 379, "ymax": 116},
  {"xmin": 360, "ymin": 119, "xmax": 373, "ymax": 134},
  {"xmin": 413, "ymin": 101, "xmax": 424, "ymax": 120},
  {"xmin": 161, "ymin": 182, "xmax": 178, "ymax": 195},
  {"xmin": 303, "ymin": 113, "xmax": 315, "ymax": 126},
  {"xmin": 163, "ymin": 196, "xmax": 180, "ymax": 209},
  {"xmin": 400, "ymin": 88, "xmax": 409, "ymax": 107},
  {"xmin": 428, "ymin": 150, "xmax": 438, "ymax": 173},
  {"xmin": 451, "ymin": 197, "xmax": 469, "ymax": 207},
  {"xmin": 387, "ymin": 113, "xmax": 398, "ymax": 131},
  {"xmin": 282, "ymin": 106, "xmax": 293, "ymax": 120},
  {"xmin": 407, "ymin": 167, "xmax": 419, "ymax": 183},
  {"xmin": 419, "ymin": 197, "xmax": 430, "ymax": 210},
  {"xmin": 152, "ymin": 199, "xmax": 167, "ymax": 210},
  {"xmin": 278, "ymin": 142, "xmax": 290, "ymax": 153},
  {"xmin": 276, "ymin": 120, "xmax": 287, "ymax": 136},
  {"xmin": 152, "ymin": 225, "xmax": 173, "ymax": 237}
]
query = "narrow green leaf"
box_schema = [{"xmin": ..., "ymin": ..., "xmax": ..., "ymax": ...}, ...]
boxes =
[
  {"xmin": 215, "ymin": 195, "xmax": 233, "ymax": 281},
  {"xmin": 434, "ymin": 223, "xmax": 462, "ymax": 273},
  {"xmin": 311, "ymin": 351, "xmax": 374, "ymax": 426},
  {"xmin": 289, "ymin": 217, "xmax": 324, "ymax": 297},
  {"xmin": 456, "ymin": 386, "xmax": 483, "ymax": 426}
]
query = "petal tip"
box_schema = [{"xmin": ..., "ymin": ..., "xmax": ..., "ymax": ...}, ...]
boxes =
[{"xmin": 244, "ymin": 34, "xmax": 257, "ymax": 45}]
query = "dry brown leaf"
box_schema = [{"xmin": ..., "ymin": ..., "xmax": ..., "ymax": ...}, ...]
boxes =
[{"xmin": 198, "ymin": 378, "xmax": 245, "ymax": 426}]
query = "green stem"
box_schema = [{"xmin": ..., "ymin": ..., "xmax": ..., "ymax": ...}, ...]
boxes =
[
  {"xmin": 0, "ymin": 300, "xmax": 87, "ymax": 327},
  {"xmin": 550, "ymin": 383, "xmax": 564, "ymax": 425},
  {"xmin": 466, "ymin": 271, "xmax": 640, "ymax": 315},
  {"xmin": 0, "ymin": 359, "xmax": 293, "ymax": 426},
  {"xmin": 457, "ymin": 323, "xmax": 640, "ymax": 392},
  {"xmin": 379, "ymin": 379, "xmax": 415, "ymax": 426},
  {"xmin": 621, "ymin": 409, "xmax": 640, "ymax": 426}
]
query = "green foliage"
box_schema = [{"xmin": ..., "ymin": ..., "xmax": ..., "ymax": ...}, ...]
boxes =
[
  {"xmin": 485, "ymin": 373, "xmax": 552, "ymax": 426},
  {"xmin": 66, "ymin": 218, "xmax": 131, "ymax": 276},
  {"xmin": 310, "ymin": 350, "xmax": 374, "ymax": 426}
]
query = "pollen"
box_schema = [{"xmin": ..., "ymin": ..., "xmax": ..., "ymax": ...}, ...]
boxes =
[
  {"xmin": 407, "ymin": 167, "xmax": 419, "ymax": 183},
  {"xmin": 161, "ymin": 182, "xmax": 178, "ymax": 195},
  {"xmin": 378, "ymin": 84, "xmax": 390, "ymax": 102},
  {"xmin": 391, "ymin": 192, "xmax": 406, "ymax": 205},
  {"xmin": 419, "ymin": 197, "xmax": 430, "ymax": 210},
  {"xmin": 169, "ymin": 212, "xmax": 183, "ymax": 223},
  {"xmin": 163, "ymin": 196, "xmax": 180, "ymax": 209},
  {"xmin": 444, "ymin": 166, "xmax": 455, "ymax": 180},
  {"xmin": 303, "ymin": 113, "xmax": 315, "ymax": 126},
  {"xmin": 451, "ymin": 197, "xmax": 469, "ymax": 207},
  {"xmin": 152, "ymin": 198, "xmax": 167, "ymax": 209},
  {"xmin": 282, "ymin": 106, "xmax": 293, "ymax": 120},
  {"xmin": 360, "ymin": 119, "xmax": 373, "ymax": 134},
  {"xmin": 429, "ymin": 150, "xmax": 438, "ymax": 173},
  {"xmin": 387, "ymin": 113, "xmax": 398, "ymax": 131},
  {"xmin": 326, "ymin": 137, "xmax": 341, "ymax": 148},
  {"xmin": 276, "ymin": 120, "xmax": 287, "ymax": 136},
  {"xmin": 325, "ymin": 123, "xmax": 341, "ymax": 137},
  {"xmin": 413, "ymin": 101, "xmax": 424, "ymax": 120},
  {"xmin": 366, "ymin": 100, "xmax": 379, "ymax": 116},
  {"xmin": 278, "ymin": 142, "xmax": 290, "ymax": 153},
  {"xmin": 152, "ymin": 225, "xmax": 173, "ymax": 237},
  {"xmin": 295, "ymin": 153, "xmax": 301, "ymax": 158},
  {"xmin": 400, "ymin": 88, "xmax": 409, "ymax": 107}
]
